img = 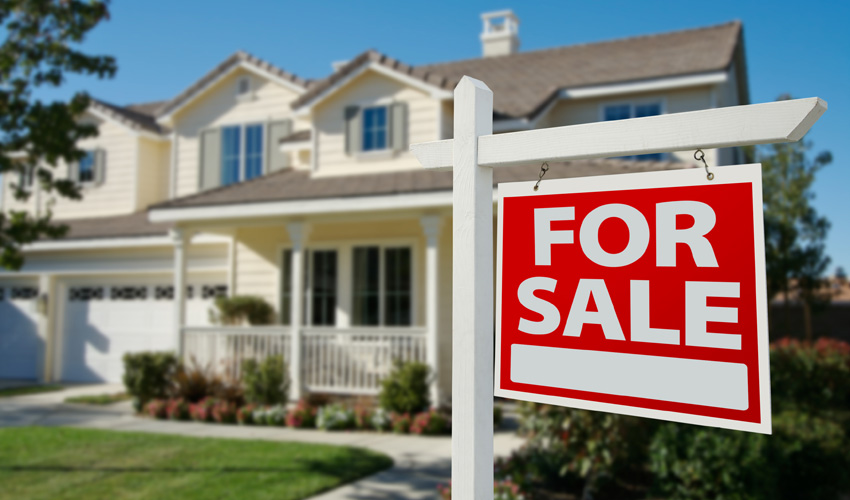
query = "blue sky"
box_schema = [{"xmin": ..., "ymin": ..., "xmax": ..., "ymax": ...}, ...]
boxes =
[{"xmin": 32, "ymin": 0, "xmax": 850, "ymax": 273}]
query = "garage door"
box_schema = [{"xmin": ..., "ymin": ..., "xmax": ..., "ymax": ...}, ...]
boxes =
[
  {"xmin": 0, "ymin": 282, "xmax": 40, "ymax": 380},
  {"xmin": 61, "ymin": 280, "xmax": 224, "ymax": 383}
]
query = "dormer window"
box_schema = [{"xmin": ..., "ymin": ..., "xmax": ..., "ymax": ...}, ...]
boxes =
[{"xmin": 362, "ymin": 106, "xmax": 388, "ymax": 151}]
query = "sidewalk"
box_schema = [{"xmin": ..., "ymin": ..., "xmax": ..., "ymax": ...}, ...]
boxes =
[{"xmin": 0, "ymin": 385, "xmax": 526, "ymax": 499}]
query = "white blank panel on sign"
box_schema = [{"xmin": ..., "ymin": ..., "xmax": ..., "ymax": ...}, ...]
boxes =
[{"xmin": 511, "ymin": 344, "xmax": 748, "ymax": 410}]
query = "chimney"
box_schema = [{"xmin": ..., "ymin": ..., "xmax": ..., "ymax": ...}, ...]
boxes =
[{"xmin": 480, "ymin": 10, "xmax": 520, "ymax": 57}]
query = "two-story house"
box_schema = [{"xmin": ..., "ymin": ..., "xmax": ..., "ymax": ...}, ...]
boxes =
[{"xmin": 0, "ymin": 12, "xmax": 748, "ymax": 404}]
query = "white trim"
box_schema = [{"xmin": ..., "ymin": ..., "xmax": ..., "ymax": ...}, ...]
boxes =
[
  {"xmin": 294, "ymin": 61, "xmax": 452, "ymax": 116},
  {"xmin": 149, "ymin": 190, "xmax": 453, "ymax": 223},
  {"xmin": 24, "ymin": 233, "xmax": 230, "ymax": 252},
  {"xmin": 158, "ymin": 60, "xmax": 306, "ymax": 125},
  {"xmin": 279, "ymin": 140, "xmax": 311, "ymax": 153}
]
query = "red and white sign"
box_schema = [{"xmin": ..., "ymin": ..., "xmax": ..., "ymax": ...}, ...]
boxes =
[{"xmin": 495, "ymin": 164, "xmax": 771, "ymax": 434}]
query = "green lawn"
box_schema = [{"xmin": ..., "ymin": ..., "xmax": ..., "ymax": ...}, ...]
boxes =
[
  {"xmin": 0, "ymin": 384, "xmax": 63, "ymax": 398},
  {"xmin": 0, "ymin": 427, "xmax": 393, "ymax": 500},
  {"xmin": 64, "ymin": 392, "xmax": 130, "ymax": 405}
]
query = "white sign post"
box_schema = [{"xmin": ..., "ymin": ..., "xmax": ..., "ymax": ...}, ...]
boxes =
[{"xmin": 410, "ymin": 76, "xmax": 825, "ymax": 500}]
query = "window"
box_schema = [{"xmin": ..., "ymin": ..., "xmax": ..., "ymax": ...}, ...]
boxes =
[
  {"xmin": 221, "ymin": 126, "xmax": 241, "ymax": 186},
  {"xmin": 79, "ymin": 151, "xmax": 95, "ymax": 183},
  {"xmin": 603, "ymin": 101, "xmax": 663, "ymax": 161},
  {"xmin": 237, "ymin": 76, "xmax": 251, "ymax": 96},
  {"xmin": 362, "ymin": 106, "xmax": 388, "ymax": 151},
  {"xmin": 17, "ymin": 166, "xmax": 34, "ymax": 190},
  {"xmin": 220, "ymin": 124, "xmax": 263, "ymax": 186},
  {"xmin": 352, "ymin": 246, "xmax": 412, "ymax": 327},
  {"xmin": 311, "ymin": 250, "xmax": 337, "ymax": 326}
]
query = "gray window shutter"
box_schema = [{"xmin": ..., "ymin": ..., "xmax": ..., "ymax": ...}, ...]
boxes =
[
  {"xmin": 93, "ymin": 148, "xmax": 106, "ymax": 185},
  {"xmin": 266, "ymin": 119, "xmax": 293, "ymax": 172},
  {"xmin": 344, "ymin": 105, "xmax": 361, "ymax": 155},
  {"xmin": 67, "ymin": 159, "xmax": 80, "ymax": 184},
  {"xmin": 199, "ymin": 128, "xmax": 221, "ymax": 190},
  {"xmin": 389, "ymin": 102, "xmax": 408, "ymax": 152}
]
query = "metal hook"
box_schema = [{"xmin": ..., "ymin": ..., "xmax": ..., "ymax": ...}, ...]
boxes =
[
  {"xmin": 694, "ymin": 149, "xmax": 714, "ymax": 181},
  {"xmin": 533, "ymin": 162, "xmax": 550, "ymax": 191}
]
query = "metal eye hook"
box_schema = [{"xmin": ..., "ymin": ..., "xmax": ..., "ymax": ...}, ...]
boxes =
[
  {"xmin": 694, "ymin": 149, "xmax": 714, "ymax": 181},
  {"xmin": 533, "ymin": 162, "xmax": 550, "ymax": 191}
]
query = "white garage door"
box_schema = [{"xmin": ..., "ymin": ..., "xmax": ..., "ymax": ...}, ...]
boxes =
[
  {"xmin": 61, "ymin": 280, "xmax": 224, "ymax": 383},
  {"xmin": 0, "ymin": 282, "xmax": 40, "ymax": 380}
]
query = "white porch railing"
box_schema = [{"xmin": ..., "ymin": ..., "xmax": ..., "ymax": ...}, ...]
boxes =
[
  {"xmin": 181, "ymin": 326, "xmax": 427, "ymax": 395},
  {"xmin": 182, "ymin": 326, "xmax": 292, "ymax": 380},
  {"xmin": 301, "ymin": 327, "xmax": 428, "ymax": 394}
]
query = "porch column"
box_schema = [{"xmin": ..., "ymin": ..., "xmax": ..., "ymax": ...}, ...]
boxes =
[
  {"xmin": 420, "ymin": 215, "xmax": 444, "ymax": 407},
  {"xmin": 171, "ymin": 229, "xmax": 188, "ymax": 357},
  {"xmin": 286, "ymin": 222, "xmax": 309, "ymax": 401}
]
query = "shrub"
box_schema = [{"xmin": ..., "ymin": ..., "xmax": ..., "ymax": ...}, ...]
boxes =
[
  {"xmin": 378, "ymin": 361, "xmax": 430, "ymax": 414},
  {"xmin": 317, "ymin": 403, "xmax": 356, "ymax": 431},
  {"xmin": 371, "ymin": 407, "xmax": 391, "ymax": 431},
  {"xmin": 212, "ymin": 400, "xmax": 237, "ymax": 424},
  {"xmin": 122, "ymin": 351, "xmax": 178, "ymax": 411},
  {"xmin": 166, "ymin": 398, "xmax": 190, "ymax": 421},
  {"xmin": 354, "ymin": 404, "xmax": 373, "ymax": 430},
  {"xmin": 211, "ymin": 295, "xmax": 274, "ymax": 325},
  {"xmin": 410, "ymin": 409, "xmax": 451, "ymax": 435},
  {"xmin": 390, "ymin": 412, "xmax": 412, "ymax": 434},
  {"xmin": 255, "ymin": 404, "xmax": 287, "ymax": 426},
  {"xmin": 170, "ymin": 358, "xmax": 223, "ymax": 404},
  {"xmin": 770, "ymin": 337, "xmax": 850, "ymax": 414},
  {"xmin": 242, "ymin": 355, "xmax": 289, "ymax": 406},
  {"xmin": 285, "ymin": 399, "xmax": 316, "ymax": 428},
  {"xmin": 189, "ymin": 397, "xmax": 218, "ymax": 422},
  {"xmin": 145, "ymin": 399, "xmax": 168, "ymax": 419},
  {"xmin": 236, "ymin": 404, "xmax": 256, "ymax": 425}
]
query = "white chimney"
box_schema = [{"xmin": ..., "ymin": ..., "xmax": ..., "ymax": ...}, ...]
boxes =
[{"xmin": 480, "ymin": 10, "xmax": 520, "ymax": 57}]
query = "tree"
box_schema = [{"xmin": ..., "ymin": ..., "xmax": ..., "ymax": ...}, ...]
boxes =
[
  {"xmin": 759, "ymin": 95, "xmax": 832, "ymax": 340},
  {"xmin": 0, "ymin": 0, "xmax": 115, "ymax": 270}
]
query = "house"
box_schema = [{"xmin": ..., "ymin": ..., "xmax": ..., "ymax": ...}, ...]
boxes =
[{"xmin": 0, "ymin": 12, "xmax": 749, "ymax": 404}]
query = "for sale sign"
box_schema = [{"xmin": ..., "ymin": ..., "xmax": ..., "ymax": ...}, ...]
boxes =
[{"xmin": 495, "ymin": 164, "xmax": 771, "ymax": 433}]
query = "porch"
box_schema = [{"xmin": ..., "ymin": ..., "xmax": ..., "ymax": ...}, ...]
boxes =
[{"xmin": 169, "ymin": 211, "xmax": 452, "ymax": 403}]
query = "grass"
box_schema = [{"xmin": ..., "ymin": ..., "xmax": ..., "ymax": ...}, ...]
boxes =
[
  {"xmin": 64, "ymin": 392, "xmax": 131, "ymax": 405},
  {"xmin": 0, "ymin": 384, "xmax": 63, "ymax": 398},
  {"xmin": 0, "ymin": 427, "xmax": 393, "ymax": 500}
]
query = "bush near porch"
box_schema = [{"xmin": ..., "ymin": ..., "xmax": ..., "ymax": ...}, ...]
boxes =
[{"xmin": 494, "ymin": 337, "xmax": 850, "ymax": 500}]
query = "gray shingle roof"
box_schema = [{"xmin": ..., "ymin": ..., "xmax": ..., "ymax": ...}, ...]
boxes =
[
  {"xmin": 151, "ymin": 159, "xmax": 685, "ymax": 211},
  {"xmin": 90, "ymin": 98, "xmax": 169, "ymax": 135},
  {"xmin": 292, "ymin": 21, "xmax": 743, "ymax": 119},
  {"xmin": 59, "ymin": 210, "xmax": 172, "ymax": 240}
]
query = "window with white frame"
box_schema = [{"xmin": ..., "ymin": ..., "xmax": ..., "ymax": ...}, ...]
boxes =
[
  {"xmin": 221, "ymin": 124, "xmax": 263, "ymax": 186},
  {"xmin": 362, "ymin": 106, "xmax": 388, "ymax": 151},
  {"xmin": 78, "ymin": 150, "xmax": 95, "ymax": 183},
  {"xmin": 603, "ymin": 101, "xmax": 663, "ymax": 161}
]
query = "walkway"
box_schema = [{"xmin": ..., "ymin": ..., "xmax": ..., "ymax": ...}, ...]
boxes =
[{"xmin": 0, "ymin": 385, "xmax": 525, "ymax": 499}]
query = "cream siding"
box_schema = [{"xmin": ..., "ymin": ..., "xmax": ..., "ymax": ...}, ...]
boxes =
[
  {"xmin": 172, "ymin": 69, "xmax": 302, "ymax": 198},
  {"xmin": 136, "ymin": 138, "xmax": 171, "ymax": 209},
  {"xmin": 312, "ymin": 70, "xmax": 440, "ymax": 177}
]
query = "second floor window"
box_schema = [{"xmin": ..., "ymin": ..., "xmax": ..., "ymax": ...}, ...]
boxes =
[
  {"xmin": 603, "ymin": 101, "xmax": 663, "ymax": 161},
  {"xmin": 78, "ymin": 151, "xmax": 95, "ymax": 183},
  {"xmin": 221, "ymin": 124, "xmax": 263, "ymax": 186},
  {"xmin": 362, "ymin": 106, "xmax": 388, "ymax": 151}
]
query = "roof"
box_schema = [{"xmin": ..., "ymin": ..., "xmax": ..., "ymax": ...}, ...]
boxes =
[
  {"xmin": 151, "ymin": 159, "xmax": 684, "ymax": 211},
  {"xmin": 292, "ymin": 21, "xmax": 743, "ymax": 119},
  {"xmin": 279, "ymin": 130, "xmax": 311, "ymax": 144},
  {"xmin": 89, "ymin": 98, "xmax": 169, "ymax": 135},
  {"xmin": 58, "ymin": 210, "xmax": 172, "ymax": 240},
  {"xmin": 157, "ymin": 50, "xmax": 311, "ymax": 120}
]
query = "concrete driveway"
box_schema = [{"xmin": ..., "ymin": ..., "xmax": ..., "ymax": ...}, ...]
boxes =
[{"xmin": 0, "ymin": 385, "xmax": 525, "ymax": 499}]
